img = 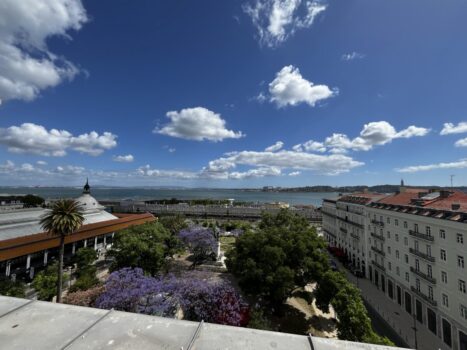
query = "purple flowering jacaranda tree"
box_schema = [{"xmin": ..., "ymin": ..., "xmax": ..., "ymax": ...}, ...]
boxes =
[{"xmin": 178, "ymin": 226, "xmax": 218, "ymax": 266}]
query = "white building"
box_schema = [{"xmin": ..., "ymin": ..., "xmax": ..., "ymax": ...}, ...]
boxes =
[{"xmin": 323, "ymin": 187, "xmax": 467, "ymax": 350}]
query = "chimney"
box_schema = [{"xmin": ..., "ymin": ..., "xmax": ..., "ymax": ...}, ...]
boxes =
[
  {"xmin": 400, "ymin": 179, "xmax": 406, "ymax": 193},
  {"xmin": 452, "ymin": 203, "xmax": 460, "ymax": 211}
]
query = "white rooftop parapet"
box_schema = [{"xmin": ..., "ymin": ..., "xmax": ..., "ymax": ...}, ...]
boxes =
[{"xmin": 0, "ymin": 296, "xmax": 412, "ymax": 350}]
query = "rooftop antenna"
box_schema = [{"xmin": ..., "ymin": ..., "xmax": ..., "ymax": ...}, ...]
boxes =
[{"xmin": 450, "ymin": 174, "xmax": 455, "ymax": 189}]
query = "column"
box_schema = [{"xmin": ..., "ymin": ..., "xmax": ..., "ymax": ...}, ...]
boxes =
[
  {"xmin": 5, "ymin": 261, "xmax": 11, "ymax": 277},
  {"xmin": 26, "ymin": 254, "xmax": 31, "ymax": 269},
  {"xmin": 83, "ymin": 239, "xmax": 87, "ymax": 247},
  {"xmin": 103, "ymin": 235, "xmax": 107, "ymax": 247},
  {"xmin": 43, "ymin": 250, "xmax": 48, "ymax": 266},
  {"xmin": 72, "ymin": 242, "xmax": 76, "ymax": 255},
  {"xmin": 94, "ymin": 236, "xmax": 98, "ymax": 250}
]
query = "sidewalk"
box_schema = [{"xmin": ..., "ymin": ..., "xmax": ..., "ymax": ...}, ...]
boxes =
[{"xmin": 334, "ymin": 258, "xmax": 447, "ymax": 350}]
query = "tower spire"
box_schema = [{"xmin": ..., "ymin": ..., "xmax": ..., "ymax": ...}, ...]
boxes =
[{"xmin": 83, "ymin": 178, "xmax": 91, "ymax": 194}]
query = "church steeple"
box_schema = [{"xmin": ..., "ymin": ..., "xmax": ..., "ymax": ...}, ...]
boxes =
[{"xmin": 83, "ymin": 178, "xmax": 91, "ymax": 194}]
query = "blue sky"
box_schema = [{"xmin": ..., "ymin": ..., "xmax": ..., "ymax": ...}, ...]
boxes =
[{"xmin": 1, "ymin": 0, "xmax": 467, "ymax": 187}]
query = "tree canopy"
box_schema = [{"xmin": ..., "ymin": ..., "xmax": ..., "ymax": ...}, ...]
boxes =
[
  {"xmin": 107, "ymin": 222, "xmax": 179, "ymax": 275},
  {"xmin": 226, "ymin": 209, "xmax": 328, "ymax": 306}
]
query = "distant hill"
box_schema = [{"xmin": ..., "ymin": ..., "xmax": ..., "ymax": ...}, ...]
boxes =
[{"xmin": 266, "ymin": 185, "xmax": 467, "ymax": 194}]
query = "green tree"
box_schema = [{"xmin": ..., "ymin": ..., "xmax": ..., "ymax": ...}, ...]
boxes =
[
  {"xmin": 40, "ymin": 199, "xmax": 84, "ymax": 303},
  {"xmin": 107, "ymin": 222, "xmax": 175, "ymax": 275},
  {"xmin": 226, "ymin": 209, "xmax": 328, "ymax": 307},
  {"xmin": 22, "ymin": 194, "xmax": 45, "ymax": 207},
  {"xmin": 159, "ymin": 215, "xmax": 187, "ymax": 255},
  {"xmin": 70, "ymin": 247, "xmax": 99, "ymax": 292},
  {"xmin": 0, "ymin": 278, "xmax": 26, "ymax": 298},
  {"xmin": 247, "ymin": 308, "xmax": 273, "ymax": 331},
  {"xmin": 33, "ymin": 262, "xmax": 68, "ymax": 301}
]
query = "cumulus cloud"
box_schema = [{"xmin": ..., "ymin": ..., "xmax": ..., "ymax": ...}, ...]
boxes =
[
  {"xmin": 113, "ymin": 154, "xmax": 134, "ymax": 163},
  {"xmin": 0, "ymin": 0, "xmax": 87, "ymax": 104},
  {"xmin": 243, "ymin": 0, "xmax": 327, "ymax": 48},
  {"xmin": 289, "ymin": 171, "xmax": 301, "ymax": 176},
  {"xmin": 155, "ymin": 107, "xmax": 244, "ymax": 142},
  {"xmin": 440, "ymin": 122, "xmax": 467, "ymax": 135},
  {"xmin": 229, "ymin": 166, "xmax": 282, "ymax": 180},
  {"xmin": 136, "ymin": 165, "xmax": 198, "ymax": 180},
  {"xmin": 268, "ymin": 65, "xmax": 337, "ymax": 108},
  {"xmin": 396, "ymin": 159, "xmax": 467, "ymax": 173},
  {"xmin": 203, "ymin": 149, "xmax": 363, "ymax": 177},
  {"xmin": 455, "ymin": 138, "xmax": 467, "ymax": 147},
  {"xmin": 36, "ymin": 160, "xmax": 47, "ymax": 166},
  {"xmin": 265, "ymin": 141, "xmax": 284, "ymax": 152},
  {"xmin": 0, "ymin": 123, "xmax": 117, "ymax": 156},
  {"xmin": 323, "ymin": 121, "xmax": 430, "ymax": 153},
  {"xmin": 341, "ymin": 52, "xmax": 365, "ymax": 61},
  {"xmin": 293, "ymin": 140, "xmax": 326, "ymax": 152}
]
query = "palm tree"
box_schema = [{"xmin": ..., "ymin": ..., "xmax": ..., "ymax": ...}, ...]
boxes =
[{"xmin": 40, "ymin": 199, "xmax": 84, "ymax": 303}]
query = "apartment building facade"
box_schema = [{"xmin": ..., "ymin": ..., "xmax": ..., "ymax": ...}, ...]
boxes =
[{"xmin": 323, "ymin": 187, "xmax": 467, "ymax": 350}]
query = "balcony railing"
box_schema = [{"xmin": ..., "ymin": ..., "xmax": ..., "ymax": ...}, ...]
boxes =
[
  {"xmin": 371, "ymin": 246, "xmax": 386, "ymax": 256},
  {"xmin": 371, "ymin": 219, "xmax": 384, "ymax": 227},
  {"xmin": 409, "ymin": 230, "xmax": 434, "ymax": 242},
  {"xmin": 409, "ymin": 248, "xmax": 435, "ymax": 262},
  {"xmin": 323, "ymin": 229, "xmax": 336, "ymax": 238},
  {"xmin": 370, "ymin": 232, "xmax": 385, "ymax": 241},
  {"xmin": 337, "ymin": 216, "xmax": 364, "ymax": 229},
  {"xmin": 372, "ymin": 260, "xmax": 386, "ymax": 271},
  {"xmin": 410, "ymin": 267, "xmax": 436, "ymax": 284},
  {"xmin": 410, "ymin": 286, "xmax": 437, "ymax": 307},
  {"xmin": 340, "ymin": 227, "xmax": 348, "ymax": 234},
  {"xmin": 350, "ymin": 232, "xmax": 360, "ymax": 240}
]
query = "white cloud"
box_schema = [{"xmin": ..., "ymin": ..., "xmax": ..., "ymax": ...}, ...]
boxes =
[
  {"xmin": 203, "ymin": 149, "xmax": 363, "ymax": 177},
  {"xmin": 243, "ymin": 0, "xmax": 327, "ymax": 48},
  {"xmin": 289, "ymin": 171, "xmax": 301, "ymax": 176},
  {"xmin": 455, "ymin": 138, "xmax": 467, "ymax": 147},
  {"xmin": 396, "ymin": 159, "xmax": 467, "ymax": 173},
  {"xmin": 440, "ymin": 122, "xmax": 467, "ymax": 135},
  {"xmin": 341, "ymin": 52, "xmax": 365, "ymax": 61},
  {"xmin": 229, "ymin": 166, "xmax": 281, "ymax": 179},
  {"xmin": 113, "ymin": 154, "xmax": 134, "ymax": 163},
  {"xmin": 0, "ymin": 0, "xmax": 87, "ymax": 103},
  {"xmin": 136, "ymin": 165, "xmax": 198, "ymax": 180},
  {"xmin": 293, "ymin": 140, "xmax": 326, "ymax": 152},
  {"xmin": 265, "ymin": 141, "xmax": 284, "ymax": 152},
  {"xmin": 55, "ymin": 165, "xmax": 85, "ymax": 175},
  {"xmin": 0, "ymin": 123, "xmax": 117, "ymax": 156},
  {"xmin": 323, "ymin": 121, "xmax": 430, "ymax": 153},
  {"xmin": 155, "ymin": 107, "xmax": 244, "ymax": 142},
  {"xmin": 268, "ymin": 65, "xmax": 337, "ymax": 108},
  {"xmin": 36, "ymin": 160, "xmax": 47, "ymax": 166}
]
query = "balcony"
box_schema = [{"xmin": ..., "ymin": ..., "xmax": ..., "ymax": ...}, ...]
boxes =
[
  {"xmin": 371, "ymin": 246, "xmax": 386, "ymax": 256},
  {"xmin": 372, "ymin": 260, "xmax": 386, "ymax": 271},
  {"xmin": 340, "ymin": 227, "xmax": 348, "ymax": 234},
  {"xmin": 370, "ymin": 232, "xmax": 385, "ymax": 241},
  {"xmin": 409, "ymin": 230, "xmax": 434, "ymax": 242},
  {"xmin": 410, "ymin": 286, "xmax": 437, "ymax": 307},
  {"xmin": 350, "ymin": 232, "xmax": 360, "ymax": 240},
  {"xmin": 371, "ymin": 219, "xmax": 384, "ymax": 227},
  {"xmin": 409, "ymin": 248, "xmax": 435, "ymax": 262},
  {"xmin": 410, "ymin": 267, "xmax": 436, "ymax": 284},
  {"xmin": 337, "ymin": 216, "xmax": 364, "ymax": 229}
]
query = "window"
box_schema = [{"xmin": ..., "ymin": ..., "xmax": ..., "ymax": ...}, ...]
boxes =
[
  {"xmin": 405, "ymin": 254, "xmax": 409, "ymax": 264},
  {"xmin": 461, "ymin": 305, "xmax": 467, "ymax": 320},
  {"xmin": 457, "ymin": 233, "xmax": 464, "ymax": 244},
  {"xmin": 416, "ymin": 278, "xmax": 421, "ymax": 291},
  {"xmin": 388, "ymin": 246, "xmax": 391, "ymax": 254},
  {"xmin": 404, "ymin": 237, "xmax": 408, "ymax": 246},
  {"xmin": 387, "ymin": 231, "xmax": 391, "ymax": 239},
  {"xmin": 440, "ymin": 229, "xmax": 446, "ymax": 239},
  {"xmin": 396, "ymin": 266, "xmax": 400, "ymax": 275},
  {"xmin": 428, "ymin": 286, "xmax": 434, "ymax": 300},
  {"xmin": 458, "ymin": 256, "xmax": 465, "ymax": 268},
  {"xmin": 414, "ymin": 240, "xmax": 419, "ymax": 251},
  {"xmin": 380, "ymin": 216, "xmax": 383, "ymax": 222},
  {"xmin": 415, "ymin": 259, "xmax": 420, "ymax": 271},
  {"xmin": 441, "ymin": 271, "xmax": 448, "ymax": 284},
  {"xmin": 459, "ymin": 279, "xmax": 466, "ymax": 293},
  {"xmin": 414, "ymin": 223, "xmax": 419, "ymax": 233},
  {"xmin": 395, "ymin": 234, "xmax": 399, "ymax": 242},
  {"xmin": 405, "ymin": 272, "xmax": 410, "ymax": 282},
  {"xmin": 426, "ymin": 245, "xmax": 431, "ymax": 256},
  {"xmin": 404, "ymin": 221, "xmax": 408, "ymax": 228},
  {"xmin": 441, "ymin": 249, "xmax": 447, "ymax": 261},
  {"xmin": 388, "ymin": 262, "xmax": 392, "ymax": 271},
  {"xmin": 427, "ymin": 265, "xmax": 432, "ymax": 278},
  {"xmin": 426, "ymin": 226, "xmax": 431, "ymax": 236},
  {"xmin": 387, "ymin": 217, "xmax": 390, "ymax": 224},
  {"xmin": 395, "ymin": 219, "xmax": 399, "ymax": 226},
  {"xmin": 442, "ymin": 294, "xmax": 449, "ymax": 307},
  {"xmin": 396, "ymin": 250, "xmax": 400, "ymax": 259}
]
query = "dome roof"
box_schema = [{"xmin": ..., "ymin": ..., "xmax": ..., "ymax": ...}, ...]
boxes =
[{"xmin": 76, "ymin": 193, "xmax": 104, "ymax": 212}]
